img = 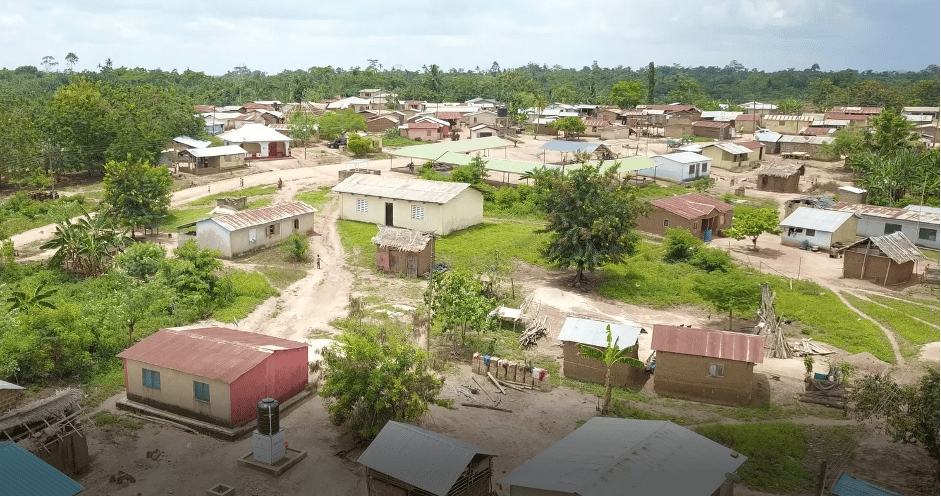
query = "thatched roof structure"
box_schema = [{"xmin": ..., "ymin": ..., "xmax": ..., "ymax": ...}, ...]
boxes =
[
  {"xmin": 0, "ymin": 388, "xmax": 83, "ymax": 433},
  {"xmin": 755, "ymin": 163, "xmax": 805, "ymax": 178},
  {"xmin": 371, "ymin": 225, "xmax": 433, "ymax": 252}
]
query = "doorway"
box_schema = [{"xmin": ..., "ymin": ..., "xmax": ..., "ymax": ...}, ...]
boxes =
[{"xmin": 385, "ymin": 203, "xmax": 394, "ymax": 226}]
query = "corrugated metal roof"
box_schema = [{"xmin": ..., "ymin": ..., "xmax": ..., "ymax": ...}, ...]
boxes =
[
  {"xmin": 764, "ymin": 114, "xmax": 814, "ymax": 121},
  {"xmin": 220, "ymin": 123, "xmax": 292, "ymax": 143},
  {"xmin": 905, "ymin": 205, "xmax": 941, "ymax": 214},
  {"xmin": 557, "ymin": 317, "xmax": 643, "ymax": 348},
  {"xmin": 499, "ymin": 417, "xmax": 746, "ymax": 496},
  {"xmin": 117, "ymin": 327, "xmax": 307, "ymax": 383},
  {"xmin": 847, "ymin": 232, "xmax": 924, "ymax": 264},
  {"xmin": 830, "ymin": 106, "xmax": 883, "ymax": 115},
  {"xmin": 830, "ymin": 202, "xmax": 941, "ymax": 225},
  {"xmin": 649, "ymin": 193, "xmax": 733, "ymax": 220},
  {"xmin": 693, "ymin": 120, "xmax": 731, "ymax": 128},
  {"xmin": 651, "ymin": 325, "xmax": 765, "ymax": 363},
  {"xmin": 204, "ymin": 201, "xmax": 317, "ymax": 232},
  {"xmin": 639, "ymin": 104, "xmax": 702, "ymax": 113},
  {"xmin": 0, "ymin": 441, "xmax": 85, "ymax": 495},
  {"xmin": 832, "ymin": 473, "xmax": 900, "ymax": 496},
  {"xmin": 173, "ymin": 136, "xmax": 211, "ymax": 149},
  {"xmin": 539, "ymin": 140, "xmax": 605, "ymax": 153},
  {"xmin": 700, "ymin": 111, "xmax": 742, "ymax": 121},
  {"xmin": 801, "ymin": 126, "xmax": 837, "ymax": 136},
  {"xmin": 583, "ymin": 119, "xmax": 612, "ymax": 127},
  {"xmin": 735, "ymin": 140, "xmax": 763, "ymax": 150},
  {"xmin": 653, "ymin": 151, "xmax": 710, "ymax": 164},
  {"xmin": 390, "ymin": 137, "xmax": 512, "ymax": 161},
  {"xmin": 332, "ymin": 174, "xmax": 472, "ymax": 204},
  {"xmin": 903, "ymin": 106, "xmax": 940, "ymax": 113},
  {"xmin": 357, "ymin": 421, "xmax": 497, "ymax": 495},
  {"xmin": 714, "ymin": 142, "xmax": 752, "ymax": 154},
  {"xmin": 824, "ymin": 113, "xmax": 869, "ymax": 121},
  {"xmin": 780, "ymin": 207, "xmax": 855, "ymax": 232},
  {"xmin": 904, "ymin": 114, "xmax": 935, "ymax": 123},
  {"xmin": 778, "ymin": 135, "xmax": 834, "ymax": 145},
  {"xmin": 613, "ymin": 156, "xmax": 658, "ymax": 173},
  {"xmin": 469, "ymin": 124, "xmax": 497, "ymax": 131},
  {"xmin": 838, "ymin": 186, "xmax": 866, "ymax": 194},
  {"xmin": 0, "ymin": 380, "xmax": 24, "ymax": 390},
  {"xmin": 184, "ymin": 145, "xmax": 247, "ymax": 158},
  {"xmin": 754, "ymin": 131, "xmax": 782, "ymax": 143},
  {"xmin": 435, "ymin": 112, "xmax": 462, "ymax": 120}
]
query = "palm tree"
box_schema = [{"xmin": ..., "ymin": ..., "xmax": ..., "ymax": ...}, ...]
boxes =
[
  {"xmin": 425, "ymin": 64, "xmax": 442, "ymax": 108},
  {"xmin": 577, "ymin": 325, "xmax": 645, "ymax": 415},
  {"xmin": 6, "ymin": 282, "xmax": 57, "ymax": 314},
  {"xmin": 532, "ymin": 93, "xmax": 548, "ymax": 138}
]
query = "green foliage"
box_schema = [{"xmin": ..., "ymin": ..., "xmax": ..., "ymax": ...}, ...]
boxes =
[
  {"xmin": 417, "ymin": 161, "xmax": 448, "ymax": 181},
  {"xmin": 425, "ymin": 269, "xmax": 497, "ymax": 348},
  {"xmin": 866, "ymin": 295, "xmax": 941, "ymax": 325},
  {"xmin": 319, "ymin": 306, "xmax": 443, "ymax": 440},
  {"xmin": 849, "ymin": 367, "xmax": 939, "ymax": 458},
  {"xmin": 280, "ymin": 231, "xmax": 310, "ymax": 262},
  {"xmin": 211, "ymin": 270, "xmax": 278, "ymax": 323},
  {"xmin": 774, "ymin": 98, "xmax": 803, "ymax": 115},
  {"xmin": 662, "ymin": 227, "xmax": 703, "ymax": 263},
  {"xmin": 0, "ymin": 192, "xmax": 93, "ymax": 237},
  {"xmin": 695, "ymin": 269, "xmax": 762, "ymax": 330},
  {"xmin": 436, "ymin": 222, "xmax": 549, "ymax": 268},
  {"xmin": 608, "ymin": 80, "xmax": 644, "ymax": 108},
  {"xmin": 119, "ymin": 278, "xmax": 173, "ymax": 346},
  {"xmin": 724, "ymin": 208, "xmax": 782, "ymax": 250},
  {"xmin": 534, "ymin": 163, "xmax": 648, "ymax": 283},
  {"xmin": 549, "ymin": 116, "xmax": 586, "ymax": 138},
  {"xmin": 160, "ymin": 240, "xmax": 222, "ymax": 297},
  {"xmin": 102, "ymin": 157, "xmax": 173, "ymax": 235},
  {"xmin": 695, "ymin": 423, "xmax": 811, "ymax": 494},
  {"xmin": 844, "ymin": 294, "xmax": 939, "ymax": 356},
  {"xmin": 688, "ymin": 247, "xmax": 732, "ymax": 272},
  {"xmin": 690, "ymin": 177, "xmax": 713, "ymax": 193},
  {"xmin": 293, "ymin": 187, "xmax": 332, "ymax": 209},
  {"xmin": 41, "ymin": 211, "xmax": 132, "ymax": 277},
  {"xmin": 287, "ymin": 110, "xmax": 318, "ymax": 144},
  {"xmin": 346, "ymin": 133, "xmax": 374, "ymax": 156},
  {"xmin": 845, "ymin": 148, "xmax": 939, "ymax": 207},
  {"xmin": 450, "ymin": 155, "xmax": 489, "ymax": 186},
  {"xmin": 317, "ymin": 109, "xmax": 367, "ymax": 140},
  {"xmin": 185, "ymin": 185, "xmax": 277, "ymax": 207},
  {"xmin": 576, "ymin": 325, "xmax": 644, "ymax": 414},
  {"xmin": 6, "ymin": 281, "xmax": 57, "ymax": 314},
  {"xmin": 115, "ymin": 242, "xmax": 166, "ymax": 280}
]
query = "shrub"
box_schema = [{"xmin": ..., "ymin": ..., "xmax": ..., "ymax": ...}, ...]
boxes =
[
  {"xmin": 494, "ymin": 187, "xmax": 521, "ymax": 209},
  {"xmin": 346, "ymin": 133, "xmax": 374, "ymax": 155},
  {"xmin": 689, "ymin": 247, "xmax": 732, "ymax": 272},
  {"xmin": 280, "ymin": 231, "xmax": 310, "ymax": 262},
  {"xmin": 115, "ymin": 242, "xmax": 166, "ymax": 279},
  {"xmin": 662, "ymin": 228, "xmax": 703, "ymax": 263}
]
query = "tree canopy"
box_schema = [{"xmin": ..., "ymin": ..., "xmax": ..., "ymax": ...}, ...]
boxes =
[
  {"xmin": 550, "ymin": 116, "xmax": 587, "ymax": 138},
  {"xmin": 101, "ymin": 157, "xmax": 173, "ymax": 237},
  {"xmin": 608, "ymin": 80, "xmax": 644, "ymax": 108},
  {"xmin": 725, "ymin": 208, "xmax": 782, "ymax": 250}
]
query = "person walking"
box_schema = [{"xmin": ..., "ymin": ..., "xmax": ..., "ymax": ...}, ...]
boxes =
[
  {"xmin": 240, "ymin": 177, "xmax": 244, "ymax": 187},
  {"xmin": 316, "ymin": 254, "xmax": 322, "ymax": 269}
]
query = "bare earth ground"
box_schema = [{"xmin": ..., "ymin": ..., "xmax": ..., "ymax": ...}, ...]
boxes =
[{"xmin": 12, "ymin": 137, "xmax": 937, "ymax": 495}]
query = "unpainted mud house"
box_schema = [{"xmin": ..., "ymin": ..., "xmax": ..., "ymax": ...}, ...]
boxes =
[
  {"xmin": 371, "ymin": 225, "xmax": 434, "ymax": 277},
  {"xmin": 557, "ymin": 317, "xmax": 646, "ymax": 388},
  {"xmin": 650, "ymin": 324, "xmax": 765, "ymax": 407},
  {"xmin": 499, "ymin": 417, "xmax": 747, "ymax": 496},
  {"xmin": 754, "ymin": 163, "xmax": 805, "ymax": 193},
  {"xmin": 117, "ymin": 327, "xmax": 308, "ymax": 428},
  {"xmin": 358, "ymin": 421, "xmax": 497, "ymax": 496},
  {"xmin": 842, "ymin": 231, "xmax": 925, "ymax": 286},
  {"xmin": 636, "ymin": 192, "xmax": 733, "ymax": 240}
]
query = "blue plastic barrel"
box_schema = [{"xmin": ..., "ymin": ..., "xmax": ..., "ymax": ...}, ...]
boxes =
[{"xmin": 704, "ymin": 229, "xmax": 713, "ymax": 242}]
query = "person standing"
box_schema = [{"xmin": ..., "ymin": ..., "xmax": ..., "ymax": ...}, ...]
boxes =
[{"xmin": 316, "ymin": 254, "xmax": 321, "ymax": 269}]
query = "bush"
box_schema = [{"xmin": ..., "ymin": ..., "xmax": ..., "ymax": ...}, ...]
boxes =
[
  {"xmin": 346, "ymin": 133, "xmax": 374, "ymax": 155},
  {"xmin": 280, "ymin": 231, "xmax": 310, "ymax": 262},
  {"xmin": 662, "ymin": 228, "xmax": 703, "ymax": 263},
  {"xmin": 115, "ymin": 242, "xmax": 166, "ymax": 279},
  {"xmin": 494, "ymin": 187, "xmax": 521, "ymax": 209},
  {"xmin": 689, "ymin": 247, "xmax": 732, "ymax": 272}
]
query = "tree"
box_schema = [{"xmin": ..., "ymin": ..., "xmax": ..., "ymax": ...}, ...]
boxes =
[
  {"xmin": 868, "ymin": 109, "xmax": 918, "ymax": 152},
  {"xmin": 725, "ymin": 208, "xmax": 782, "ymax": 250},
  {"xmin": 425, "ymin": 269, "xmax": 497, "ymax": 349},
  {"xmin": 695, "ymin": 270, "xmax": 761, "ymax": 330},
  {"xmin": 65, "ymin": 52, "xmax": 78, "ymax": 72},
  {"xmin": 774, "ymin": 98, "xmax": 803, "ymax": 115},
  {"xmin": 160, "ymin": 240, "xmax": 223, "ymax": 297},
  {"xmin": 280, "ymin": 231, "xmax": 310, "ymax": 262},
  {"xmin": 425, "ymin": 64, "xmax": 442, "ymax": 102},
  {"xmin": 550, "ymin": 116, "xmax": 586, "ymax": 139},
  {"xmin": 41, "ymin": 55, "xmax": 58, "ymax": 72},
  {"xmin": 115, "ymin": 242, "xmax": 166, "ymax": 280},
  {"xmin": 287, "ymin": 110, "xmax": 318, "ymax": 154},
  {"xmin": 647, "ymin": 62, "xmax": 656, "ymax": 103},
  {"xmin": 319, "ymin": 304, "xmax": 443, "ymax": 440},
  {"xmin": 102, "ymin": 157, "xmax": 173, "ymax": 237},
  {"xmin": 532, "ymin": 93, "xmax": 548, "ymax": 137},
  {"xmin": 316, "ymin": 110, "xmax": 366, "ymax": 140},
  {"xmin": 849, "ymin": 367, "xmax": 939, "ymax": 458},
  {"xmin": 577, "ymin": 325, "xmax": 644, "ymax": 415},
  {"xmin": 120, "ymin": 279, "xmax": 172, "ymax": 347},
  {"xmin": 609, "ymin": 80, "xmax": 644, "ymax": 108},
  {"xmin": 42, "ymin": 212, "xmax": 131, "ymax": 277},
  {"xmin": 345, "ymin": 133, "xmax": 374, "ymax": 156},
  {"xmin": 533, "ymin": 163, "xmax": 648, "ymax": 285},
  {"xmin": 450, "ymin": 155, "xmax": 489, "ymax": 185}
]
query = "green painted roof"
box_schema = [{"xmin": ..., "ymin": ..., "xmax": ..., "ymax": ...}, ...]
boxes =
[{"xmin": 390, "ymin": 137, "xmax": 513, "ymax": 160}]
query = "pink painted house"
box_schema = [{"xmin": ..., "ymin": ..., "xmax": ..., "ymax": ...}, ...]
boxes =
[
  {"xmin": 404, "ymin": 121, "xmax": 450, "ymax": 141},
  {"xmin": 117, "ymin": 327, "xmax": 308, "ymax": 428}
]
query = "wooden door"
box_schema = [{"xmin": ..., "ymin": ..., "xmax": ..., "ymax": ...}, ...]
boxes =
[
  {"xmin": 407, "ymin": 257, "xmax": 418, "ymax": 277},
  {"xmin": 385, "ymin": 203, "xmax": 394, "ymax": 226},
  {"xmin": 268, "ymin": 142, "xmax": 278, "ymax": 157}
]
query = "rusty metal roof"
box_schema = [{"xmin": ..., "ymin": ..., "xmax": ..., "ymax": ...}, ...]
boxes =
[
  {"xmin": 845, "ymin": 232, "xmax": 925, "ymax": 264},
  {"xmin": 435, "ymin": 112, "xmax": 463, "ymax": 120},
  {"xmin": 117, "ymin": 327, "xmax": 307, "ymax": 383},
  {"xmin": 830, "ymin": 106, "xmax": 883, "ymax": 115},
  {"xmin": 824, "ymin": 113, "xmax": 869, "ymax": 121},
  {"xmin": 649, "ymin": 193, "xmax": 733, "ymax": 220},
  {"xmin": 358, "ymin": 421, "xmax": 497, "ymax": 495},
  {"xmin": 651, "ymin": 325, "xmax": 765, "ymax": 363},
  {"xmin": 332, "ymin": 173, "xmax": 472, "ymax": 204},
  {"xmin": 735, "ymin": 140, "xmax": 763, "ymax": 150},
  {"xmin": 735, "ymin": 114, "xmax": 759, "ymax": 121},
  {"xmin": 692, "ymin": 120, "xmax": 731, "ymax": 128},
  {"xmin": 499, "ymin": 417, "xmax": 746, "ymax": 495},
  {"xmin": 830, "ymin": 203, "xmax": 941, "ymax": 225},
  {"xmin": 202, "ymin": 201, "xmax": 316, "ymax": 232}
]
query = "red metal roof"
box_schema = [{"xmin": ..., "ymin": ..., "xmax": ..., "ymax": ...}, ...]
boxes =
[
  {"xmin": 408, "ymin": 122, "xmax": 441, "ymax": 129},
  {"xmin": 800, "ymin": 127, "xmax": 834, "ymax": 136},
  {"xmin": 435, "ymin": 112, "xmax": 463, "ymax": 120},
  {"xmin": 117, "ymin": 327, "xmax": 307, "ymax": 383},
  {"xmin": 649, "ymin": 193, "xmax": 733, "ymax": 220},
  {"xmin": 692, "ymin": 120, "xmax": 731, "ymax": 128},
  {"xmin": 206, "ymin": 200, "xmax": 317, "ymax": 231},
  {"xmin": 734, "ymin": 140, "xmax": 763, "ymax": 150},
  {"xmin": 823, "ymin": 113, "xmax": 869, "ymax": 121},
  {"xmin": 651, "ymin": 325, "xmax": 765, "ymax": 363}
]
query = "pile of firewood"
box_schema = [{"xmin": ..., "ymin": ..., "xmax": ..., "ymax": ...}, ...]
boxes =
[
  {"xmin": 791, "ymin": 338, "xmax": 833, "ymax": 356},
  {"xmin": 756, "ymin": 283, "xmax": 793, "ymax": 359},
  {"xmin": 519, "ymin": 316, "xmax": 549, "ymax": 348}
]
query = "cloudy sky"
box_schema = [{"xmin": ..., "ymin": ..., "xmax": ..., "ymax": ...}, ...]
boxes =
[{"xmin": 1, "ymin": 0, "xmax": 938, "ymax": 75}]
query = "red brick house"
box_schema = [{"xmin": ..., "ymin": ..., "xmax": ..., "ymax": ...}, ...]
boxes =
[{"xmin": 636, "ymin": 193, "xmax": 733, "ymax": 240}]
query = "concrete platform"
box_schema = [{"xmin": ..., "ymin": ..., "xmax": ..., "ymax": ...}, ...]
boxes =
[
  {"xmin": 236, "ymin": 448, "xmax": 308, "ymax": 476},
  {"xmin": 116, "ymin": 388, "xmax": 314, "ymax": 441}
]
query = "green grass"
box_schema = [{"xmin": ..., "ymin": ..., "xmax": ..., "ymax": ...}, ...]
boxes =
[
  {"xmin": 245, "ymin": 197, "xmax": 273, "ymax": 209},
  {"xmin": 695, "ymin": 422, "xmax": 811, "ymax": 494},
  {"xmin": 294, "ymin": 187, "xmax": 333, "ymax": 209},
  {"xmin": 254, "ymin": 265, "xmax": 309, "ymax": 290},
  {"xmin": 605, "ymin": 400, "xmax": 697, "ymax": 426},
  {"xmin": 718, "ymin": 192, "xmax": 779, "ymax": 213},
  {"xmin": 635, "ymin": 183, "xmax": 691, "ymax": 200},
  {"xmin": 845, "ymin": 294, "xmax": 939, "ymax": 358},
  {"xmin": 158, "ymin": 207, "xmax": 213, "ymax": 231},
  {"xmin": 213, "ymin": 270, "xmax": 279, "ymax": 323},
  {"xmin": 382, "ymin": 136, "xmax": 425, "ymax": 147},
  {"xmin": 893, "ymin": 293, "xmax": 940, "ymax": 309},
  {"xmin": 184, "ymin": 185, "xmax": 277, "ymax": 207},
  {"xmin": 91, "ymin": 411, "xmax": 144, "ymax": 431},
  {"xmin": 437, "ymin": 222, "xmax": 550, "ymax": 267},
  {"xmin": 0, "ymin": 194, "xmax": 98, "ymax": 236},
  {"xmin": 867, "ymin": 294, "xmax": 941, "ymax": 325},
  {"xmin": 921, "ymin": 248, "xmax": 940, "ymax": 261},
  {"xmin": 337, "ymin": 220, "xmax": 379, "ymax": 267},
  {"xmin": 83, "ymin": 359, "xmax": 127, "ymax": 408}
]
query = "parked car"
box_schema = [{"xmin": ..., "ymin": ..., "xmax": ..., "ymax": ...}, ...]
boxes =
[{"xmin": 327, "ymin": 136, "xmax": 347, "ymax": 149}]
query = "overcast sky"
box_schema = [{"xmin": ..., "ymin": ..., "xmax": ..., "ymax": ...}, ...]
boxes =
[{"xmin": 2, "ymin": 0, "xmax": 938, "ymax": 76}]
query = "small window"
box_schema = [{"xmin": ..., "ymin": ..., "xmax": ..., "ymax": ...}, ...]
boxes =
[
  {"xmin": 267, "ymin": 224, "xmax": 277, "ymax": 236},
  {"xmin": 294, "ymin": 219, "xmax": 299, "ymax": 230},
  {"xmin": 779, "ymin": 120, "xmax": 785, "ymax": 125},
  {"xmin": 794, "ymin": 228, "xmax": 804, "ymax": 234},
  {"xmin": 411, "ymin": 204, "xmax": 425, "ymax": 220},
  {"xmin": 663, "ymin": 219, "xmax": 670, "ymax": 227},
  {"xmin": 701, "ymin": 163, "xmax": 708, "ymax": 172},
  {"xmin": 884, "ymin": 223, "xmax": 902, "ymax": 235},
  {"xmin": 806, "ymin": 229, "xmax": 816, "ymax": 237},
  {"xmin": 194, "ymin": 381, "xmax": 210, "ymax": 403},
  {"xmin": 708, "ymin": 364, "xmax": 724, "ymax": 378},
  {"xmin": 919, "ymin": 228, "xmax": 937, "ymax": 241},
  {"xmin": 427, "ymin": 130, "xmax": 431, "ymax": 136},
  {"xmin": 142, "ymin": 369, "xmax": 161, "ymax": 390},
  {"xmin": 693, "ymin": 221, "xmax": 699, "ymax": 229},
  {"xmin": 356, "ymin": 199, "xmax": 368, "ymax": 213},
  {"xmin": 688, "ymin": 164, "xmax": 695, "ymax": 174}
]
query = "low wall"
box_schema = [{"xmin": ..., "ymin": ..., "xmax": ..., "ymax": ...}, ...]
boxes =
[{"xmin": 339, "ymin": 168, "xmax": 382, "ymax": 180}]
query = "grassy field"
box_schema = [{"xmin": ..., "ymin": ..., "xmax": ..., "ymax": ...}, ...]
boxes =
[
  {"xmin": 184, "ymin": 185, "xmax": 277, "ymax": 207},
  {"xmin": 381, "ymin": 136, "xmax": 425, "ymax": 148},
  {"xmin": 0, "ymin": 194, "xmax": 98, "ymax": 236},
  {"xmin": 921, "ymin": 248, "xmax": 940, "ymax": 261},
  {"xmin": 844, "ymin": 293, "xmax": 939, "ymax": 359},
  {"xmin": 294, "ymin": 187, "xmax": 333, "ymax": 209},
  {"xmin": 212, "ymin": 270, "xmax": 279, "ymax": 323},
  {"xmin": 436, "ymin": 222, "xmax": 549, "ymax": 267},
  {"xmin": 254, "ymin": 265, "xmax": 309, "ymax": 290},
  {"xmin": 866, "ymin": 294, "xmax": 941, "ymax": 326},
  {"xmin": 158, "ymin": 207, "xmax": 212, "ymax": 231}
]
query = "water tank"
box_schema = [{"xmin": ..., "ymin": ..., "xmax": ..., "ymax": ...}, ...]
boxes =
[
  {"xmin": 497, "ymin": 106, "xmax": 508, "ymax": 118},
  {"xmin": 257, "ymin": 398, "xmax": 280, "ymax": 435},
  {"xmin": 704, "ymin": 229, "xmax": 713, "ymax": 242}
]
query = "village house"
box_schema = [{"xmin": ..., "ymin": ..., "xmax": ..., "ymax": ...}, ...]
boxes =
[
  {"xmin": 635, "ymin": 151, "xmax": 711, "ymax": 184},
  {"xmin": 692, "ymin": 120, "xmax": 733, "ymax": 140},
  {"xmin": 779, "ymin": 207, "xmax": 858, "ymax": 250},
  {"xmin": 902, "ymin": 106, "xmax": 940, "ymax": 121},
  {"xmin": 636, "ymin": 192, "xmax": 733, "ymax": 241},
  {"xmin": 651, "ymin": 324, "xmax": 766, "ymax": 406},
  {"xmin": 326, "ymin": 96, "xmax": 371, "ymax": 112},
  {"xmin": 754, "ymin": 130, "xmax": 782, "ymax": 154},
  {"xmin": 663, "ymin": 119, "xmax": 694, "ymax": 138},
  {"xmin": 358, "ymin": 421, "xmax": 497, "ymax": 496},
  {"xmin": 637, "ymin": 104, "xmax": 703, "ymax": 121},
  {"xmin": 740, "ymin": 101, "xmax": 777, "ymax": 115},
  {"xmin": 219, "ymin": 123, "xmax": 292, "ymax": 159},
  {"xmin": 594, "ymin": 106, "xmax": 622, "ymax": 123},
  {"xmin": 783, "ymin": 196, "xmax": 836, "ymax": 217},
  {"xmin": 332, "ymin": 173, "xmax": 483, "ymax": 235},
  {"xmin": 842, "ymin": 232, "xmax": 924, "ymax": 286},
  {"xmin": 736, "ymin": 140, "xmax": 765, "ymax": 161},
  {"xmin": 0, "ymin": 380, "xmax": 24, "ymax": 415},
  {"xmin": 202, "ymin": 112, "xmax": 243, "ymax": 131},
  {"xmin": 754, "ymin": 163, "xmax": 805, "ymax": 193},
  {"xmin": 761, "ymin": 114, "xmax": 815, "ymax": 134},
  {"xmin": 557, "ymin": 317, "xmax": 646, "ymax": 388},
  {"xmin": 403, "ymin": 121, "xmax": 449, "ymax": 141},
  {"xmin": 499, "ymin": 417, "xmax": 747, "ymax": 496},
  {"xmin": 913, "ymin": 123, "xmax": 940, "ymax": 144},
  {"xmin": 469, "ymin": 124, "xmax": 499, "ymax": 139},
  {"xmin": 823, "ymin": 112, "xmax": 870, "ymax": 126},
  {"xmin": 435, "ymin": 111, "xmax": 463, "ymax": 129},
  {"xmin": 837, "ymin": 186, "xmax": 867, "ymax": 204},
  {"xmin": 177, "ymin": 145, "xmax": 247, "ymax": 175},
  {"xmin": 178, "ymin": 201, "xmax": 317, "ymax": 258},
  {"xmin": 828, "ymin": 202, "xmax": 941, "ymax": 251},
  {"xmin": 777, "ymin": 135, "xmax": 835, "ymax": 160},
  {"xmin": 830, "ymin": 106, "xmax": 883, "ymax": 117},
  {"xmin": 367, "ymin": 115, "xmax": 399, "ymax": 134},
  {"xmin": 117, "ymin": 327, "xmax": 308, "ymax": 429},
  {"xmin": 461, "ymin": 110, "xmax": 498, "ymax": 127},
  {"xmin": 371, "ymin": 225, "xmax": 434, "ymax": 278},
  {"xmin": 679, "ymin": 142, "xmax": 752, "ymax": 171},
  {"xmin": 734, "ymin": 113, "xmax": 760, "ymax": 132}
]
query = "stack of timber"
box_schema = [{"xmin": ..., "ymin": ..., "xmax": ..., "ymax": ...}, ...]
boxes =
[
  {"xmin": 791, "ymin": 338, "xmax": 834, "ymax": 356},
  {"xmin": 800, "ymin": 367, "xmax": 847, "ymax": 409},
  {"xmin": 518, "ymin": 316, "xmax": 549, "ymax": 348},
  {"xmin": 756, "ymin": 283, "xmax": 793, "ymax": 359}
]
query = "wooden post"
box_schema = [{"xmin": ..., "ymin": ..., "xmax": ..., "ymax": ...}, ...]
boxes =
[
  {"xmin": 884, "ymin": 258, "xmax": 892, "ymax": 286},
  {"xmin": 815, "ymin": 460, "xmax": 829, "ymax": 495},
  {"xmin": 860, "ymin": 241, "xmax": 871, "ymax": 280}
]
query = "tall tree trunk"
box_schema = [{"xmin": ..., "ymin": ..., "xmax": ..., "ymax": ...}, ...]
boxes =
[{"xmin": 602, "ymin": 366, "xmax": 613, "ymax": 414}]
